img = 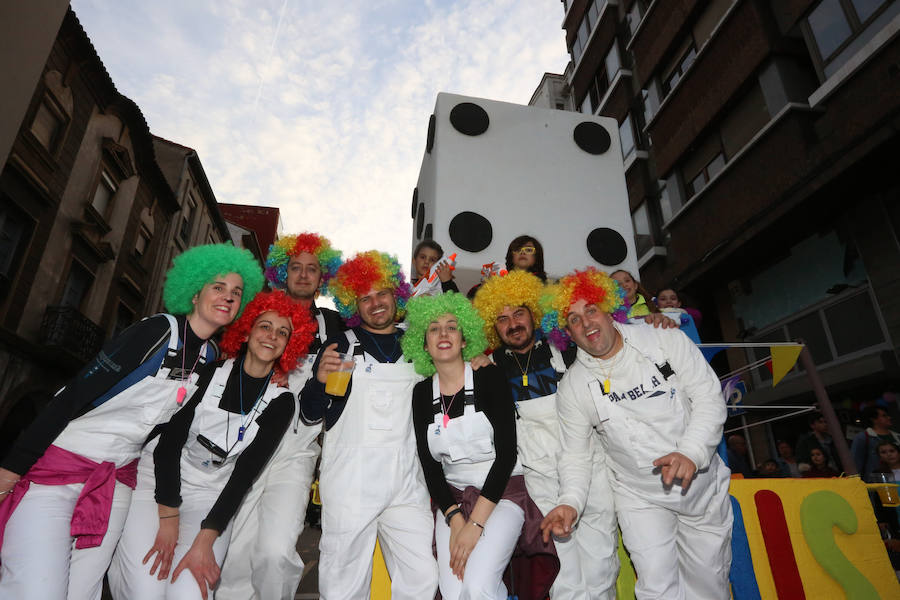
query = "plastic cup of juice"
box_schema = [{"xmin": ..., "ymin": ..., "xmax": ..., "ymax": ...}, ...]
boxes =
[
  {"xmin": 867, "ymin": 472, "xmax": 900, "ymax": 507},
  {"xmin": 325, "ymin": 352, "xmax": 355, "ymax": 396}
]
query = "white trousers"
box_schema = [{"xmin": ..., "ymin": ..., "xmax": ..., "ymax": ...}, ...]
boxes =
[
  {"xmin": 216, "ymin": 428, "xmax": 319, "ymax": 600},
  {"xmin": 525, "ymin": 459, "xmax": 618, "ymax": 600},
  {"xmin": 0, "ymin": 480, "xmax": 132, "ymax": 600},
  {"xmin": 108, "ymin": 461, "xmax": 231, "ymax": 600},
  {"xmin": 318, "ymin": 501, "xmax": 437, "ymax": 600},
  {"xmin": 434, "ymin": 499, "xmax": 524, "ymax": 600},
  {"xmin": 615, "ymin": 488, "xmax": 733, "ymax": 600}
]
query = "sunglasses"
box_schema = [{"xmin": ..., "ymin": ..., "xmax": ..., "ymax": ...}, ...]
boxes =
[{"xmin": 514, "ymin": 247, "xmax": 536, "ymax": 255}]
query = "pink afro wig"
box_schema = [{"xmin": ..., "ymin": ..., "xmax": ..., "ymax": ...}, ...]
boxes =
[{"xmin": 220, "ymin": 290, "xmax": 317, "ymax": 374}]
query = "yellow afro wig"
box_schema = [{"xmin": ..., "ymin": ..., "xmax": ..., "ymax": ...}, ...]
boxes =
[{"xmin": 472, "ymin": 270, "xmax": 544, "ymax": 349}]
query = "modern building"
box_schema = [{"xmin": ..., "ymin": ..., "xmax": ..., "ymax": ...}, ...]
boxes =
[
  {"xmin": 550, "ymin": 0, "xmax": 900, "ymax": 461},
  {"xmin": 0, "ymin": 9, "xmax": 228, "ymax": 434}
]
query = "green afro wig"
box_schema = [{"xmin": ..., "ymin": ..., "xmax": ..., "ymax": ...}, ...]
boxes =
[
  {"xmin": 401, "ymin": 291, "xmax": 488, "ymax": 377},
  {"xmin": 163, "ymin": 243, "xmax": 265, "ymax": 318}
]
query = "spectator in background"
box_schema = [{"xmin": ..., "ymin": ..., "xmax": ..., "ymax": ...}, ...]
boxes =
[
  {"xmin": 610, "ymin": 270, "xmax": 659, "ymax": 318},
  {"xmin": 852, "ymin": 406, "xmax": 900, "ymax": 479},
  {"xmin": 655, "ymin": 288, "xmax": 703, "ymax": 329},
  {"xmin": 757, "ymin": 459, "xmax": 784, "ymax": 478},
  {"xmin": 795, "ymin": 412, "xmax": 838, "ymax": 472},
  {"xmin": 803, "ymin": 448, "xmax": 840, "ymax": 478},
  {"xmin": 505, "ymin": 235, "xmax": 548, "ymax": 282},
  {"xmin": 775, "ymin": 440, "xmax": 802, "ymax": 478},
  {"xmin": 727, "ymin": 434, "xmax": 754, "ymax": 478},
  {"xmin": 412, "ymin": 240, "xmax": 458, "ymax": 295},
  {"xmin": 877, "ymin": 441, "xmax": 900, "ymax": 481}
]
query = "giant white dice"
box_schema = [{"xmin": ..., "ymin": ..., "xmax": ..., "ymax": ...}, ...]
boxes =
[{"xmin": 412, "ymin": 92, "xmax": 638, "ymax": 292}]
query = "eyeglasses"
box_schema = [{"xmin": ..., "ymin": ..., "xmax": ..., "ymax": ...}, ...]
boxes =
[{"xmin": 514, "ymin": 247, "xmax": 536, "ymax": 255}]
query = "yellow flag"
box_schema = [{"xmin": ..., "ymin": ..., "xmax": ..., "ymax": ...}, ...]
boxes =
[{"xmin": 771, "ymin": 345, "xmax": 803, "ymax": 387}]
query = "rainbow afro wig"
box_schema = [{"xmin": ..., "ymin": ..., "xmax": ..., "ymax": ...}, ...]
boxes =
[
  {"xmin": 163, "ymin": 243, "xmax": 264, "ymax": 318},
  {"xmin": 472, "ymin": 270, "xmax": 545, "ymax": 349},
  {"xmin": 329, "ymin": 250, "xmax": 412, "ymax": 327},
  {"xmin": 401, "ymin": 292, "xmax": 488, "ymax": 377},
  {"xmin": 220, "ymin": 290, "xmax": 318, "ymax": 375},
  {"xmin": 265, "ymin": 232, "xmax": 342, "ymax": 294},
  {"xmin": 540, "ymin": 267, "xmax": 629, "ymax": 351}
]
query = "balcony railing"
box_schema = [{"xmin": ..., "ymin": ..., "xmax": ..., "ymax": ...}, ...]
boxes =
[{"xmin": 40, "ymin": 306, "xmax": 105, "ymax": 364}]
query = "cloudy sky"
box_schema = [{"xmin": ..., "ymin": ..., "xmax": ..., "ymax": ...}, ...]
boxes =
[{"xmin": 70, "ymin": 0, "xmax": 570, "ymax": 272}]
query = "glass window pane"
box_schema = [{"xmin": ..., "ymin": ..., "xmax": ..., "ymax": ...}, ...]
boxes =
[
  {"xmin": 627, "ymin": 3, "xmax": 641, "ymax": 36},
  {"xmin": 689, "ymin": 171, "xmax": 707, "ymax": 196},
  {"xmin": 588, "ymin": 0, "xmax": 601, "ymax": 26},
  {"xmin": 581, "ymin": 94, "xmax": 592, "ymax": 114},
  {"xmin": 91, "ymin": 180, "xmax": 112, "ymax": 215},
  {"xmin": 61, "ymin": 262, "xmax": 92, "ymax": 309},
  {"xmin": 619, "ymin": 115, "xmax": 635, "ymax": 158},
  {"xmin": 605, "ymin": 43, "xmax": 621, "ymax": 80},
  {"xmin": 786, "ymin": 312, "xmax": 832, "ymax": 366},
  {"xmin": 825, "ymin": 291, "xmax": 885, "ymax": 355},
  {"xmin": 707, "ymin": 153, "xmax": 726, "ymax": 179},
  {"xmin": 632, "ymin": 204, "xmax": 652, "ymax": 255},
  {"xmin": 658, "ymin": 184, "xmax": 675, "ymax": 223},
  {"xmin": 681, "ymin": 46, "xmax": 697, "ymax": 73},
  {"xmin": 851, "ymin": 0, "xmax": 887, "ymax": 23},
  {"xmin": 808, "ymin": 0, "xmax": 853, "ymax": 59},
  {"xmin": 30, "ymin": 102, "xmax": 61, "ymax": 150}
]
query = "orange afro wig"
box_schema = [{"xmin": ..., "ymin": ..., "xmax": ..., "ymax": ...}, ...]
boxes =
[{"xmin": 220, "ymin": 290, "xmax": 317, "ymax": 374}]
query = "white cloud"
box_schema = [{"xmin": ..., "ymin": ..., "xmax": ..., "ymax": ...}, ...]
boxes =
[{"xmin": 71, "ymin": 0, "xmax": 569, "ymax": 272}]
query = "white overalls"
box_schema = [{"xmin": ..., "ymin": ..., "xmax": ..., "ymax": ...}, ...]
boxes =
[
  {"xmin": 558, "ymin": 324, "xmax": 732, "ymax": 600},
  {"xmin": 0, "ymin": 314, "xmax": 207, "ymax": 600},
  {"xmin": 513, "ymin": 346, "xmax": 618, "ymax": 600},
  {"xmin": 217, "ymin": 312, "xmax": 327, "ymax": 600},
  {"xmin": 317, "ymin": 330, "xmax": 438, "ymax": 600},
  {"xmin": 429, "ymin": 364, "xmax": 525, "ymax": 600},
  {"xmin": 110, "ymin": 358, "xmax": 283, "ymax": 600}
]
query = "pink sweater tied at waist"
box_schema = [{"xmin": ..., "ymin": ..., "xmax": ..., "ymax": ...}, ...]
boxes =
[{"xmin": 0, "ymin": 445, "xmax": 138, "ymax": 552}]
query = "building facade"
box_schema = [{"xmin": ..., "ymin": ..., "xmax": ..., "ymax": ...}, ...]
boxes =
[
  {"xmin": 0, "ymin": 9, "xmax": 228, "ymax": 435},
  {"xmin": 552, "ymin": 0, "xmax": 900, "ymax": 460}
]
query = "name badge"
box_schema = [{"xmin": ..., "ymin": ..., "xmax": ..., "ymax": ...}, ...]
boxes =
[{"xmin": 588, "ymin": 379, "xmax": 610, "ymax": 423}]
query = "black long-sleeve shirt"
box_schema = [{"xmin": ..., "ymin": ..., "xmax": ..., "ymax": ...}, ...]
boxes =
[
  {"xmin": 2, "ymin": 315, "xmax": 214, "ymax": 475},
  {"xmin": 299, "ymin": 326, "xmax": 405, "ymax": 430},
  {"xmin": 153, "ymin": 357, "xmax": 293, "ymax": 533},
  {"xmin": 412, "ymin": 365, "xmax": 518, "ymax": 513}
]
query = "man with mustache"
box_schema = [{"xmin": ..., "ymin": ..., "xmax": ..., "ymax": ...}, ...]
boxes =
[{"xmin": 299, "ymin": 251, "xmax": 438, "ymax": 600}]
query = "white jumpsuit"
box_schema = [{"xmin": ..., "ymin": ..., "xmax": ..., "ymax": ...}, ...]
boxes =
[
  {"xmin": 511, "ymin": 345, "xmax": 618, "ymax": 600},
  {"xmin": 216, "ymin": 312, "xmax": 327, "ymax": 600},
  {"xmin": 317, "ymin": 330, "xmax": 438, "ymax": 600},
  {"xmin": 0, "ymin": 314, "xmax": 209, "ymax": 600},
  {"xmin": 109, "ymin": 358, "xmax": 287, "ymax": 600},
  {"xmin": 427, "ymin": 364, "xmax": 525, "ymax": 600},
  {"xmin": 557, "ymin": 323, "xmax": 732, "ymax": 600}
]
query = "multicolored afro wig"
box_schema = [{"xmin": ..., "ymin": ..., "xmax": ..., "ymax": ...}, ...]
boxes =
[
  {"xmin": 329, "ymin": 250, "xmax": 412, "ymax": 327},
  {"xmin": 401, "ymin": 292, "xmax": 489, "ymax": 377},
  {"xmin": 472, "ymin": 270, "xmax": 545, "ymax": 349},
  {"xmin": 163, "ymin": 243, "xmax": 264, "ymax": 318},
  {"xmin": 265, "ymin": 232, "xmax": 342, "ymax": 294},
  {"xmin": 220, "ymin": 290, "xmax": 318, "ymax": 375},
  {"xmin": 539, "ymin": 267, "xmax": 629, "ymax": 351}
]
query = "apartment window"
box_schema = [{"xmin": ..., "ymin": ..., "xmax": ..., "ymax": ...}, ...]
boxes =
[
  {"xmin": 605, "ymin": 43, "xmax": 622, "ymax": 80},
  {"xmin": 662, "ymin": 44, "xmax": 697, "ymax": 95},
  {"xmin": 625, "ymin": 1, "xmax": 646, "ymax": 37},
  {"xmin": 804, "ymin": 0, "xmax": 892, "ymax": 75},
  {"xmin": 619, "ymin": 113, "xmax": 637, "ymax": 159},
  {"xmin": 180, "ymin": 195, "xmax": 196, "ymax": 243},
  {"xmin": 90, "ymin": 170, "xmax": 117, "ymax": 218},
  {"xmin": 658, "ymin": 181, "xmax": 677, "ymax": 223},
  {"xmin": 572, "ymin": 0, "xmax": 603, "ymax": 63},
  {"xmin": 60, "ymin": 261, "xmax": 93, "ymax": 310},
  {"xmin": 30, "ymin": 96, "xmax": 67, "ymax": 153},
  {"xmin": 114, "ymin": 303, "xmax": 135, "ymax": 337},
  {"xmin": 135, "ymin": 225, "xmax": 152, "ymax": 257},
  {"xmin": 632, "ymin": 203, "xmax": 653, "ymax": 256},
  {"xmin": 687, "ymin": 152, "xmax": 725, "ymax": 196},
  {"xmin": 0, "ymin": 204, "xmax": 32, "ymax": 292}
]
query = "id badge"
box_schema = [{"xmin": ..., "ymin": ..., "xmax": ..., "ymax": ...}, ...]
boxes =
[{"xmin": 588, "ymin": 379, "xmax": 611, "ymax": 423}]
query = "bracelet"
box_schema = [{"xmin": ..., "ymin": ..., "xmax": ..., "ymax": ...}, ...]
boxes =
[
  {"xmin": 0, "ymin": 490, "xmax": 12, "ymax": 496},
  {"xmin": 160, "ymin": 513, "xmax": 179, "ymax": 519},
  {"xmin": 0, "ymin": 478, "xmax": 20, "ymax": 483},
  {"xmin": 444, "ymin": 507, "xmax": 462, "ymax": 526},
  {"xmin": 470, "ymin": 520, "xmax": 485, "ymax": 530}
]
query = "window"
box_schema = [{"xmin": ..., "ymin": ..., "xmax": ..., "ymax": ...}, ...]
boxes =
[
  {"xmin": 625, "ymin": 1, "xmax": 646, "ymax": 37},
  {"xmin": 114, "ymin": 303, "xmax": 135, "ymax": 337},
  {"xmin": 658, "ymin": 181, "xmax": 677, "ymax": 223},
  {"xmin": 91, "ymin": 171, "xmax": 116, "ymax": 218},
  {"xmin": 619, "ymin": 114, "xmax": 636, "ymax": 159},
  {"xmin": 30, "ymin": 96, "xmax": 67, "ymax": 153},
  {"xmin": 604, "ymin": 43, "xmax": 622, "ymax": 81},
  {"xmin": 632, "ymin": 203, "xmax": 653, "ymax": 256},
  {"xmin": 135, "ymin": 225, "xmax": 152, "ymax": 257},
  {"xmin": 180, "ymin": 194, "xmax": 196, "ymax": 243},
  {"xmin": 60, "ymin": 261, "xmax": 93, "ymax": 310},
  {"xmin": 0, "ymin": 204, "xmax": 32, "ymax": 289},
  {"xmin": 662, "ymin": 44, "xmax": 697, "ymax": 95},
  {"xmin": 571, "ymin": 0, "xmax": 604, "ymax": 63},
  {"xmin": 804, "ymin": 0, "xmax": 892, "ymax": 77},
  {"xmin": 687, "ymin": 152, "xmax": 724, "ymax": 196}
]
